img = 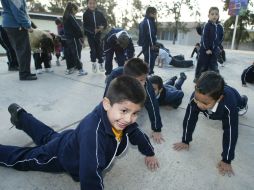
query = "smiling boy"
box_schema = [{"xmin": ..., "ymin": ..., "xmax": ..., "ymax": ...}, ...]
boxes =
[{"xmin": 0, "ymin": 76, "xmax": 159, "ymax": 190}]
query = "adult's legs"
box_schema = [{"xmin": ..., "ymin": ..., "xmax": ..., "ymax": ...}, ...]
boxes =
[{"xmin": 4, "ymin": 28, "xmax": 32, "ymax": 79}]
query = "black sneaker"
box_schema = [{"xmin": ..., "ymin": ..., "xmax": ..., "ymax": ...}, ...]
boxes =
[
  {"xmin": 239, "ymin": 95, "xmax": 248, "ymax": 116},
  {"xmin": 180, "ymin": 72, "xmax": 187, "ymax": 80},
  {"xmin": 8, "ymin": 103, "xmax": 26, "ymax": 128}
]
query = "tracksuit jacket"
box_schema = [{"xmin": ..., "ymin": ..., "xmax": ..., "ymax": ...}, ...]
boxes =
[
  {"xmin": 104, "ymin": 67, "xmax": 163, "ymax": 132},
  {"xmin": 182, "ymin": 85, "xmax": 244, "ymax": 164},
  {"xmin": 0, "ymin": 103, "xmax": 154, "ymax": 190},
  {"xmin": 241, "ymin": 64, "xmax": 254, "ymax": 85}
]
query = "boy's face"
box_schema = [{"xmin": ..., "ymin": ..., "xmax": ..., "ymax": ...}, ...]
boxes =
[
  {"xmin": 103, "ymin": 98, "xmax": 141, "ymax": 131},
  {"xmin": 152, "ymin": 83, "xmax": 162, "ymax": 96},
  {"xmin": 194, "ymin": 91, "xmax": 222, "ymax": 110},
  {"xmin": 208, "ymin": 9, "xmax": 219, "ymax": 23},
  {"xmin": 135, "ymin": 74, "xmax": 147, "ymax": 86},
  {"xmin": 150, "ymin": 12, "xmax": 157, "ymax": 19},
  {"xmin": 87, "ymin": 0, "xmax": 97, "ymax": 11}
]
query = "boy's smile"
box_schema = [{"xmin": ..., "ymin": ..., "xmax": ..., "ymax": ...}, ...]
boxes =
[{"xmin": 103, "ymin": 98, "xmax": 141, "ymax": 131}]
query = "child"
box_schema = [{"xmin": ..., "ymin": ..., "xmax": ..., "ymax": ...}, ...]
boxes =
[
  {"xmin": 63, "ymin": 2, "xmax": 87, "ymax": 76},
  {"xmin": 138, "ymin": 7, "xmax": 158, "ymax": 75},
  {"xmin": 0, "ymin": 76, "xmax": 159, "ymax": 189},
  {"xmin": 104, "ymin": 58, "xmax": 164, "ymax": 144},
  {"xmin": 54, "ymin": 18, "xmax": 65, "ymax": 64},
  {"xmin": 149, "ymin": 73, "xmax": 187, "ymax": 109},
  {"xmin": 173, "ymin": 71, "xmax": 248, "ymax": 176},
  {"xmin": 83, "ymin": 0, "xmax": 107, "ymax": 73},
  {"xmin": 103, "ymin": 28, "xmax": 134, "ymax": 77},
  {"xmin": 190, "ymin": 42, "xmax": 200, "ymax": 61},
  {"xmin": 194, "ymin": 7, "xmax": 224, "ymax": 82},
  {"xmin": 29, "ymin": 29, "xmax": 54, "ymax": 74},
  {"xmin": 241, "ymin": 62, "xmax": 254, "ymax": 86}
]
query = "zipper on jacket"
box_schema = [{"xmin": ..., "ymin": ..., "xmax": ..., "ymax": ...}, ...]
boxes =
[{"xmin": 105, "ymin": 139, "xmax": 120, "ymax": 170}]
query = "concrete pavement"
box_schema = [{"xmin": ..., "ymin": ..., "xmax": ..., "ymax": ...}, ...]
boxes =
[{"xmin": 0, "ymin": 43, "xmax": 253, "ymax": 190}]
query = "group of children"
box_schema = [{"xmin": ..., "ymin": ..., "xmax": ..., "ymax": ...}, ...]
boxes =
[{"xmin": 0, "ymin": 1, "xmax": 252, "ymax": 190}]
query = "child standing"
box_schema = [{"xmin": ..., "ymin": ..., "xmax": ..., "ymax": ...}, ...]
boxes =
[
  {"xmin": 191, "ymin": 42, "xmax": 200, "ymax": 61},
  {"xmin": 104, "ymin": 58, "xmax": 164, "ymax": 144},
  {"xmin": 103, "ymin": 28, "xmax": 134, "ymax": 78},
  {"xmin": 63, "ymin": 2, "xmax": 87, "ymax": 76},
  {"xmin": 138, "ymin": 7, "xmax": 158, "ymax": 75},
  {"xmin": 194, "ymin": 7, "xmax": 224, "ymax": 81},
  {"xmin": 0, "ymin": 76, "xmax": 159, "ymax": 189},
  {"xmin": 149, "ymin": 73, "xmax": 187, "ymax": 109},
  {"xmin": 83, "ymin": 0, "xmax": 107, "ymax": 73},
  {"xmin": 241, "ymin": 62, "xmax": 254, "ymax": 86},
  {"xmin": 173, "ymin": 71, "xmax": 248, "ymax": 176}
]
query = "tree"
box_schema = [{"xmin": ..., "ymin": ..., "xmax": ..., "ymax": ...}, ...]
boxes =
[
  {"xmin": 223, "ymin": 0, "xmax": 254, "ymax": 49},
  {"xmin": 95, "ymin": 0, "xmax": 117, "ymax": 27},
  {"xmin": 47, "ymin": 0, "xmax": 79, "ymax": 14},
  {"xmin": 157, "ymin": 0, "xmax": 200, "ymax": 44},
  {"xmin": 27, "ymin": 0, "xmax": 46, "ymax": 12}
]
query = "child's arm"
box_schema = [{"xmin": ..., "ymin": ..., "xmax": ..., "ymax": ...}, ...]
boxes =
[
  {"xmin": 144, "ymin": 80, "xmax": 164, "ymax": 144},
  {"xmin": 241, "ymin": 68, "xmax": 248, "ymax": 86},
  {"xmin": 127, "ymin": 124, "xmax": 159, "ymax": 171}
]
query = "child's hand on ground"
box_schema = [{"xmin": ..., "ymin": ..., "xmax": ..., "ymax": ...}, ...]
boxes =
[
  {"xmin": 217, "ymin": 161, "xmax": 235, "ymax": 177},
  {"xmin": 145, "ymin": 156, "xmax": 159, "ymax": 171},
  {"xmin": 206, "ymin": 50, "xmax": 212, "ymax": 55},
  {"xmin": 151, "ymin": 132, "xmax": 165, "ymax": 144},
  {"xmin": 173, "ymin": 142, "xmax": 189, "ymax": 151},
  {"xmin": 242, "ymin": 84, "xmax": 247, "ymax": 87}
]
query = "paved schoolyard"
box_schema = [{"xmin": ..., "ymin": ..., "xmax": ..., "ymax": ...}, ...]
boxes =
[{"xmin": 0, "ymin": 42, "xmax": 253, "ymax": 190}]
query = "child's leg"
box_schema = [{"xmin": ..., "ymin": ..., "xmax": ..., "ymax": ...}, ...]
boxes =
[
  {"xmin": 87, "ymin": 35, "xmax": 97, "ymax": 63},
  {"xmin": 165, "ymin": 76, "xmax": 177, "ymax": 86},
  {"xmin": 17, "ymin": 112, "xmax": 60, "ymax": 146},
  {"xmin": 115, "ymin": 51, "xmax": 126, "ymax": 67},
  {"xmin": 0, "ymin": 144, "xmax": 63, "ymax": 172},
  {"xmin": 175, "ymin": 72, "xmax": 187, "ymax": 90},
  {"xmin": 33, "ymin": 53, "xmax": 42, "ymax": 70},
  {"xmin": 105, "ymin": 49, "xmax": 114, "ymax": 76}
]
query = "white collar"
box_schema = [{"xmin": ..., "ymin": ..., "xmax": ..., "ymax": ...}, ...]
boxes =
[{"xmin": 209, "ymin": 101, "xmax": 219, "ymax": 113}]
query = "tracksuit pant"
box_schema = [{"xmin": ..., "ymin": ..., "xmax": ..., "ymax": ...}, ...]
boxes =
[
  {"xmin": 0, "ymin": 112, "xmax": 64, "ymax": 173},
  {"xmin": 87, "ymin": 34, "xmax": 103, "ymax": 63},
  {"xmin": 105, "ymin": 49, "xmax": 126, "ymax": 75},
  {"xmin": 33, "ymin": 52, "xmax": 51, "ymax": 70},
  {"xmin": 4, "ymin": 28, "xmax": 32, "ymax": 78},
  {"xmin": 64, "ymin": 38, "xmax": 82, "ymax": 70},
  {"xmin": 143, "ymin": 46, "xmax": 157, "ymax": 75}
]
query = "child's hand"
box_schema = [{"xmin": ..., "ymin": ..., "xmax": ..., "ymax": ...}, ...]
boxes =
[
  {"xmin": 145, "ymin": 156, "xmax": 159, "ymax": 171},
  {"xmin": 151, "ymin": 132, "xmax": 165, "ymax": 144},
  {"xmin": 173, "ymin": 142, "xmax": 189, "ymax": 151},
  {"xmin": 242, "ymin": 84, "xmax": 247, "ymax": 87},
  {"xmin": 206, "ymin": 50, "xmax": 212, "ymax": 55},
  {"xmin": 217, "ymin": 161, "xmax": 235, "ymax": 177}
]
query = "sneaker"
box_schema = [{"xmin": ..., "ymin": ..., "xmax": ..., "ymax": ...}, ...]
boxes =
[
  {"xmin": 65, "ymin": 67, "xmax": 75, "ymax": 75},
  {"xmin": 36, "ymin": 69, "xmax": 43, "ymax": 74},
  {"xmin": 180, "ymin": 72, "xmax": 187, "ymax": 80},
  {"xmin": 8, "ymin": 103, "xmax": 26, "ymax": 129},
  {"xmin": 45, "ymin": 68, "xmax": 54, "ymax": 73},
  {"xmin": 92, "ymin": 62, "xmax": 97, "ymax": 73},
  {"xmin": 239, "ymin": 95, "xmax": 248, "ymax": 116},
  {"xmin": 99, "ymin": 63, "xmax": 105, "ymax": 72},
  {"xmin": 78, "ymin": 69, "xmax": 88, "ymax": 76},
  {"xmin": 56, "ymin": 60, "xmax": 60, "ymax": 66}
]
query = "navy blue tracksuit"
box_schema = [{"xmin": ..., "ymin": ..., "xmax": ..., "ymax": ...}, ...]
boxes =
[
  {"xmin": 0, "ymin": 103, "xmax": 154, "ymax": 190},
  {"xmin": 83, "ymin": 8, "xmax": 107, "ymax": 63},
  {"xmin": 195, "ymin": 21, "xmax": 224, "ymax": 79},
  {"xmin": 64, "ymin": 14, "xmax": 83, "ymax": 70},
  {"xmin": 139, "ymin": 16, "xmax": 157, "ymax": 75},
  {"xmin": 104, "ymin": 67, "xmax": 163, "ymax": 132},
  {"xmin": 0, "ymin": 25, "xmax": 19, "ymax": 69},
  {"xmin": 103, "ymin": 28, "xmax": 135, "ymax": 75},
  {"xmin": 241, "ymin": 64, "xmax": 254, "ymax": 85},
  {"xmin": 182, "ymin": 85, "xmax": 245, "ymax": 164}
]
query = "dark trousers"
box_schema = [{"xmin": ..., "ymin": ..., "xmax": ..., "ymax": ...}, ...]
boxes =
[
  {"xmin": 64, "ymin": 38, "xmax": 82, "ymax": 70},
  {"xmin": 143, "ymin": 46, "xmax": 157, "ymax": 75},
  {"xmin": 195, "ymin": 48, "xmax": 219, "ymax": 80},
  {"xmin": 0, "ymin": 27, "xmax": 19, "ymax": 68},
  {"xmin": 105, "ymin": 49, "xmax": 126, "ymax": 75},
  {"xmin": 4, "ymin": 28, "xmax": 32, "ymax": 78},
  {"xmin": 170, "ymin": 56, "xmax": 193, "ymax": 68},
  {"xmin": 166, "ymin": 76, "xmax": 185, "ymax": 90},
  {"xmin": 33, "ymin": 53, "xmax": 51, "ymax": 70},
  {"xmin": 0, "ymin": 112, "xmax": 64, "ymax": 172},
  {"xmin": 87, "ymin": 34, "xmax": 103, "ymax": 63}
]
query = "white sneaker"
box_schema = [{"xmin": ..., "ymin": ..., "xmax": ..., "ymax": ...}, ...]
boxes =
[
  {"xmin": 99, "ymin": 63, "xmax": 105, "ymax": 72},
  {"xmin": 92, "ymin": 62, "xmax": 97, "ymax": 73},
  {"xmin": 36, "ymin": 69, "xmax": 43, "ymax": 74},
  {"xmin": 78, "ymin": 69, "xmax": 88, "ymax": 76},
  {"xmin": 65, "ymin": 67, "xmax": 75, "ymax": 75},
  {"xmin": 45, "ymin": 68, "xmax": 54, "ymax": 72}
]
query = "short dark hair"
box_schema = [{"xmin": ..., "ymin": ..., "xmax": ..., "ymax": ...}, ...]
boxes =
[
  {"xmin": 123, "ymin": 58, "xmax": 149, "ymax": 77},
  {"xmin": 209, "ymin": 7, "xmax": 219, "ymax": 14},
  {"xmin": 195, "ymin": 71, "xmax": 225, "ymax": 100},
  {"xmin": 146, "ymin": 7, "xmax": 157, "ymax": 16},
  {"xmin": 149, "ymin": 75, "xmax": 163, "ymax": 90},
  {"xmin": 105, "ymin": 76, "xmax": 146, "ymax": 106},
  {"xmin": 117, "ymin": 32, "xmax": 129, "ymax": 49}
]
